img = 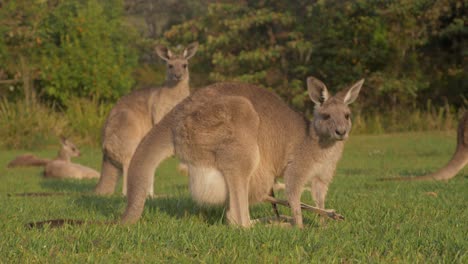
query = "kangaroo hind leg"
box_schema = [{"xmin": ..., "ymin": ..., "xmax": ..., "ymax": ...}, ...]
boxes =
[{"xmin": 95, "ymin": 156, "xmax": 121, "ymax": 195}]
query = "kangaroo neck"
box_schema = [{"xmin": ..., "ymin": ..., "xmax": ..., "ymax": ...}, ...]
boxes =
[
  {"xmin": 308, "ymin": 127, "xmax": 345, "ymax": 157},
  {"xmin": 163, "ymin": 77, "xmax": 190, "ymax": 93},
  {"xmin": 56, "ymin": 149, "xmax": 71, "ymax": 162}
]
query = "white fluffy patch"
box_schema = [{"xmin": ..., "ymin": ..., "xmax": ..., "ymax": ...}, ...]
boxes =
[{"xmin": 189, "ymin": 166, "xmax": 227, "ymax": 206}]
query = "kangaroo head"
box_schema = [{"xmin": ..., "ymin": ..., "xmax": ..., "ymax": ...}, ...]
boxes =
[
  {"xmin": 307, "ymin": 77, "xmax": 364, "ymax": 141},
  {"xmin": 60, "ymin": 137, "xmax": 81, "ymax": 158},
  {"xmin": 155, "ymin": 42, "xmax": 198, "ymax": 82}
]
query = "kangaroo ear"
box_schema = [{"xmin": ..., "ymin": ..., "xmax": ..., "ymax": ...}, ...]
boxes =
[
  {"xmin": 307, "ymin": 76, "xmax": 329, "ymax": 106},
  {"xmin": 342, "ymin": 79, "xmax": 364, "ymax": 105},
  {"xmin": 59, "ymin": 136, "xmax": 68, "ymax": 145},
  {"xmin": 155, "ymin": 45, "xmax": 173, "ymax": 61},
  {"xmin": 183, "ymin": 42, "xmax": 198, "ymax": 60}
]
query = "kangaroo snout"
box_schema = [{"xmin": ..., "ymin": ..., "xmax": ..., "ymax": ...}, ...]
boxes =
[{"xmin": 335, "ymin": 128, "xmax": 347, "ymax": 137}]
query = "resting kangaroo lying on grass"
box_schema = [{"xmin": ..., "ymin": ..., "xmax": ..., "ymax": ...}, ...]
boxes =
[
  {"xmin": 382, "ymin": 111, "xmax": 467, "ymax": 181},
  {"xmin": 121, "ymin": 77, "xmax": 364, "ymax": 228},
  {"xmin": 94, "ymin": 42, "xmax": 198, "ymax": 196},
  {"xmin": 43, "ymin": 137, "xmax": 100, "ymax": 179},
  {"xmin": 8, "ymin": 137, "xmax": 99, "ymax": 179}
]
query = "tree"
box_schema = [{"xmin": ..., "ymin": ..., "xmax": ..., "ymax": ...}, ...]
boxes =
[
  {"xmin": 39, "ymin": 0, "xmax": 138, "ymax": 104},
  {"xmin": 0, "ymin": 0, "xmax": 138, "ymax": 105}
]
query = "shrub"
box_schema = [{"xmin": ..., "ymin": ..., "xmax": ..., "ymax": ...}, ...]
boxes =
[{"xmin": 0, "ymin": 99, "xmax": 66, "ymax": 149}]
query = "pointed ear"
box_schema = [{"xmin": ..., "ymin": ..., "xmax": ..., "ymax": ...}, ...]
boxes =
[
  {"xmin": 342, "ymin": 79, "xmax": 364, "ymax": 105},
  {"xmin": 183, "ymin": 42, "xmax": 198, "ymax": 60},
  {"xmin": 155, "ymin": 45, "xmax": 173, "ymax": 61},
  {"xmin": 59, "ymin": 136, "xmax": 67, "ymax": 145},
  {"xmin": 307, "ymin": 76, "xmax": 330, "ymax": 106}
]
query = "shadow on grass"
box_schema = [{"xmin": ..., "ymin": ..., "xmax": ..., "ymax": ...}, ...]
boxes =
[
  {"xmin": 40, "ymin": 179, "xmax": 97, "ymax": 193},
  {"xmin": 69, "ymin": 192, "xmax": 226, "ymax": 225}
]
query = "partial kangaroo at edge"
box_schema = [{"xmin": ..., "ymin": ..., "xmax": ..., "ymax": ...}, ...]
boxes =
[
  {"xmin": 121, "ymin": 77, "xmax": 364, "ymax": 228},
  {"xmin": 382, "ymin": 111, "xmax": 468, "ymax": 181},
  {"xmin": 94, "ymin": 42, "xmax": 198, "ymax": 196}
]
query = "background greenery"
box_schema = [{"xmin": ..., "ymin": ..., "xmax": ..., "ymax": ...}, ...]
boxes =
[
  {"xmin": 0, "ymin": 0, "xmax": 466, "ymax": 148},
  {"xmin": 1, "ymin": 132, "xmax": 466, "ymax": 262}
]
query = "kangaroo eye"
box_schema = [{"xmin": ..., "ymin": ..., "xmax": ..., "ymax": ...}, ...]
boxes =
[
  {"xmin": 321, "ymin": 114, "xmax": 330, "ymax": 120},
  {"xmin": 345, "ymin": 113, "xmax": 350, "ymax": 120},
  {"xmin": 183, "ymin": 64, "xmax": 188, "ymax": 69},
  {"xmin": 168, "ymin": 64, "xmax": 174, "ymax": 68}
]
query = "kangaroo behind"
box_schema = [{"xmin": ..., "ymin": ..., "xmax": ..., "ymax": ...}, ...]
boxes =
[
  {"xmin": 121, "ymin": 77, "xmax": 363, "ymax": 228},
  {"xmin": 94, "ymin": 42, "xmax": 198, "ymax": 196},
  {"xmin": 44, "ymin": 137, "xmax": 100, "ymax": 179}
]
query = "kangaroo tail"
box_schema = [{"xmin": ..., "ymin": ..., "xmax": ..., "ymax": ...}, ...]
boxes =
[
  {"xmin": 380, "ymin": 150, "xmax": 467, "ymax": 182},
  {"xmin": 381, "ymin": 112, "xmax": 468, "ymax": 182},
  {"xmin": 121, "ymin": 119, "xmax": 175, "ymax": 224},
  {"xmin": 7, "ymin": 154, "xmax": 50, "ymax": 168}
]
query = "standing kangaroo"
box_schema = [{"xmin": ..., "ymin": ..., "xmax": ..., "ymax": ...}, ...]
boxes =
[
  {"xmin": 94, "ymin": 42, "xmax": 198, "ymax": 195},
  {"xmin": 384, "ymin": 111, "xmax": 468, "ymax": 181},
  {"xmin": 121, "ymin": 77, "xmax": 364, "ymax": 228},
  {"xmin": 42, "ymin": 137, "xmax": 100, "ymax": 179}
]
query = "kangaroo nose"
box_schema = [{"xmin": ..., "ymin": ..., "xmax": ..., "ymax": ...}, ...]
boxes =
[{"xmin": 335, "ymin": 129, "xmax": 346, "ymax": 137}]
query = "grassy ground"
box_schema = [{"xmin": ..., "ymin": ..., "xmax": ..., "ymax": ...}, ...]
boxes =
[{"xmin": 0, "ymin": 132, "xmax": 466, "ymax": 263}]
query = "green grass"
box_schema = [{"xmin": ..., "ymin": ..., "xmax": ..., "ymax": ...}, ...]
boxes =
[{"xmin": 1, "ymin": 132, "xmax": 467, "ymax": 263}]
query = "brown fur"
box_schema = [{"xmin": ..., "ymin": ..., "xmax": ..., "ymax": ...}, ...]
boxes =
[
  {"xmin": 7, "ymin": 154, "xmax": 50, "ymax": 168},
  {"xmin": 43, "ymin": 138, "xmax": 100, "ymax": 179},
  {"xmin": 94, "ymin": 42, "xmax": 198, "ymax": 195},
  {"xmin": 382, "ymin": 111, "xmax": 468, "ymax": 181},
  {"xmin": 121, "ymin": 77, "xmax": 364, "ymax": 228}
]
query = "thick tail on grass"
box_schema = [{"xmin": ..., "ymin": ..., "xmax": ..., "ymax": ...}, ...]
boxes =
[
  {"xmin": 121, "ymin": 120, "xmax": 175, "ymax": 224},
  {"xmin": 7, "ymin": 154, "xmax": 50, "ymax": 168},
  {"xmin": 381, "ymin": 112, "xmax": 468, "ymax": 182}
]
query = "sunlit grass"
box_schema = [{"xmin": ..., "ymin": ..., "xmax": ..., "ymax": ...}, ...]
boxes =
[{"xmin": 1, "ymin": 132, "xmax": 466, "ymax": 262}]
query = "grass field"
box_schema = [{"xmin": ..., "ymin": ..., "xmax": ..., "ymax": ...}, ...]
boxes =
[{"xmin": 1, "ymin": 132, "xmax": 467, "ymax": 263}]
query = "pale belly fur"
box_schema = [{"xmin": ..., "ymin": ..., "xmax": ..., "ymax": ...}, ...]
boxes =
[{"xmin": 188, "ymin": 166, "xmax": 228, "ymax": 206}]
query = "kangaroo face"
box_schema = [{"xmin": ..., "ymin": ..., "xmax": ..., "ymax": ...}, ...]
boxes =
[
  {"xmin": 165, "ymin": 58, "xmax": 189, "ymax": 82},
  {"xmin": 62, "ymin": 138, "xmax": 81, "ymax": 157},
  {"xmin": 307, "ymin": 77, "xmax": 364, "ymax": 141},
  {"xmin": 155, "ymin": 42, "xmax": 199, "ymax": 83},
  {"xmin": 314, "ymin": 99, "xmax": 352, "ymax": 140}
]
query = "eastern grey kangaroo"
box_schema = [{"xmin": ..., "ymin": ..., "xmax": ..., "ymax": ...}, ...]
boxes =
[
  {"xmin": 121, "ymin": 77, "xmax": 364, "ymax": 228},
  {"xmin": 43, "ymin": 137, "xmax": 100, "ymax": 179},
  {"xmin": 94, "ymin": 42, "xmax": 198, "ymax": 195},
  {"xmin": 7, "ymin": 137, "xmax": 98, "ymax": 179}
]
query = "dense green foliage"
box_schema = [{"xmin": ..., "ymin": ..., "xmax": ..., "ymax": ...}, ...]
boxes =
[
  {"xmin": 0, "ymin": 0, "xmax": 466, "ymax": 147},
  {"xmin": 0, "ymin": 0, "xmax": 138, "ymax": 104},
  {"xmin": 1, "ymin": 133, "xmax": 467, "ymax": 262},
  {"xmin": 164, "ymin": 0, "xmax": 467, "ymax": 112}
]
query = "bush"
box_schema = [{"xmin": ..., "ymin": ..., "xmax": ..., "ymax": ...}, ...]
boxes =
[
  {"xmin": 0, "ymin": 99, "xmax": 67, "ymax": 149},
  {"xmin": 0, "ymin": 98, "xmax": 112, "ymax": 149}
]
